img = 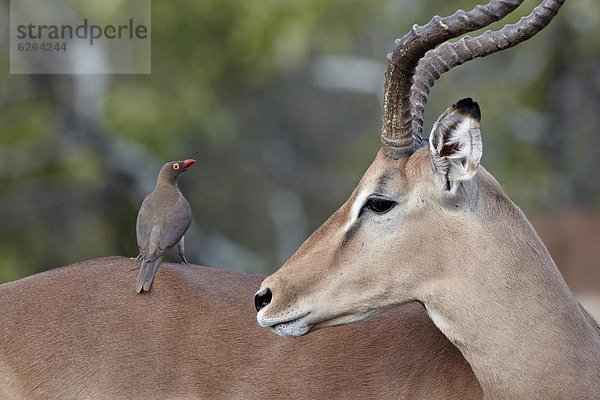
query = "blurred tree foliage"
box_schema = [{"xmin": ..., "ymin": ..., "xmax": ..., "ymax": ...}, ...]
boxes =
[{"xmin": 0, "ymin": 0, "xmax": 598, "ymax": 283}]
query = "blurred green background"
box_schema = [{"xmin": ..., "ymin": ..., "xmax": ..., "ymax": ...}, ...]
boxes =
[{"xmin": 0, "ymin": 0, "xmax": 599, "ymax": 288}]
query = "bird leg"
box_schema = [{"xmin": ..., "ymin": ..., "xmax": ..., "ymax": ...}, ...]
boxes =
[{"xmin": 177, "ymin": 237, "xmax": 189, "ymax": 264}]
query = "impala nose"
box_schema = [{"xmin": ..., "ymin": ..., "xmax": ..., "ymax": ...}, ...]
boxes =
[{"xmin": 254, "ymin": 288, "xmax": 272, "ymax": 312}]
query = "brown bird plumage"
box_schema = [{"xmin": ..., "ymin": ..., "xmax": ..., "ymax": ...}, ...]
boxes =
[{"xmin": 135, "ymin": 159, "xmax": 195, "ymax": 293}]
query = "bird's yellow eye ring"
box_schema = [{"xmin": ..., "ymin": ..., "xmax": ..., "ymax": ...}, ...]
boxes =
[{"xmin": 172, "ymin": 163, "xmax": 180, "ymax": 170}]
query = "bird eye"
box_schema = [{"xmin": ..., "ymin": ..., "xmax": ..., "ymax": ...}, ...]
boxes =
[
  {"xmin": 172, "ymin": 163, "xmax": 180, "ymax": 170},
  {"xmin": 360, "ymin": 196, "xmax": 396, "ymax": 216}
]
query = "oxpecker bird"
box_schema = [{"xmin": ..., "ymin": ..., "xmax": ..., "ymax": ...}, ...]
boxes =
[{"xmin": 135, "ymin": 159, "xmax": 195, "ymax": 293}]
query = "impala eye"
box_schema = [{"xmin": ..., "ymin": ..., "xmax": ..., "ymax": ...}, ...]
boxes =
[
  {"xmin": 172, "ymin": 163, "xmax": 180, "ymax": 170},
  {"xmin": 360, "ymin": 196, "xmax": 396, "ymax": 216}
]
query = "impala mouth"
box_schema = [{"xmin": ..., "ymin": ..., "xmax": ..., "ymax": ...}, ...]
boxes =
[
  {"xmin": 257, "ymin": 311, "xmax": 311, "ymax": 338},
  {"xmin": 272, "ymin": 317, "xmax": 311, "ymax": 338}
]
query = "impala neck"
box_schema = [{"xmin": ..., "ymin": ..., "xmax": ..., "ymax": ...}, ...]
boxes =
[{"xmin": 421, "ymin": 205, "xmax": 600, "ymax": 399}]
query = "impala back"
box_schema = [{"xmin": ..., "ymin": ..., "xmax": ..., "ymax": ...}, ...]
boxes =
[{"xmin": 0, "ymin": 257, "xmax": 481, "ymax": 399}]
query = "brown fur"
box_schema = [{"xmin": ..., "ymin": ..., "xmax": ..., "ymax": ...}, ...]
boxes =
[{"xmin": 0, "ymin": 256, "xmax": 482, "ymax": 399}]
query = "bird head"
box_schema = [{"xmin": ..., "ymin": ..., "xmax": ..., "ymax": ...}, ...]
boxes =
[{"xmin": 160, "ymin": 159, "xmax": 196, "ymax": 182}]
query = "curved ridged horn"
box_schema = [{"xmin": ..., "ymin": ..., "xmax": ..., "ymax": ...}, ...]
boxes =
[
  {"xmin": 410, "ymin": 0, "xmax": 566, "ymax": 139},
  {"xmin": 381, "ymin": 0, "xmax": 525, "ymax": 159}
]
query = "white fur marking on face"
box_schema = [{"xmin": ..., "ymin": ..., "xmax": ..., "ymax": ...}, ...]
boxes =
[
  {"xmin": 256, "ymin": 308, "xmax": 311, "ymax": 337},
  {"xmin": 273, "ymin": 318, "xmax": 310, "ymax": 338},
  {"xmin": 344, "ymin": 190, "xmax": 370, "ymax": 231}
]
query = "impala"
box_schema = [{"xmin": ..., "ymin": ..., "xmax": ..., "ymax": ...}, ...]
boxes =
[{"xmin": 256, "ymin": 0, "xmax": 600, "ymax": 399}]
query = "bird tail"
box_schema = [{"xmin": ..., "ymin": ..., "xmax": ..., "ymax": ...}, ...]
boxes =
[{"xmin": 135, "ymin": 257, "xmax": 163, "ymax": 293}]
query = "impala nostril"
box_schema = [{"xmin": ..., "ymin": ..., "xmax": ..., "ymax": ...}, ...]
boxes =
[{"xmin": 254, "ymin": 288, "xmax": 272, "ymax": 312}]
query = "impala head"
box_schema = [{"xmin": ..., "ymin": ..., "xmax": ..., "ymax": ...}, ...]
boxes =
[
  {"xmin": 256, "ymin": 0, "xmax": 565, "ymax": 338},
  {"xmin": 256, "ymin": 99, "xmax": 488, "ymax": 337}
]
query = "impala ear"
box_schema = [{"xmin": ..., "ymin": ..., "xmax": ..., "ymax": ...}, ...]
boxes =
[{"xmin": 429, "ymin": 98, "xmax": 482, "ymax": 193}]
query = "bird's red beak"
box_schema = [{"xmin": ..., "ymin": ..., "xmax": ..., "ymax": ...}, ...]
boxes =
[{"xmin": 182, "ymin": 159, "xmax": 196, "ymax": 170}]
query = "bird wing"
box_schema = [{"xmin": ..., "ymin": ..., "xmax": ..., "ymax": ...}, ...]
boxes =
[
  {"xmin": 146, "ymin": 194, "xmax": 192, "ymax": 261},
  {"xmin": 159, "ymin": 195, "xmax": 192, "ymax": 248},
  {"xmin": 136, "ymin": 193, "xmax": 155, "ymax": 255}
]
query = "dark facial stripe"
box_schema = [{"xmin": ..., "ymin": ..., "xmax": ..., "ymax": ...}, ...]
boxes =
[{"xmin": 340, "ymin": 219, "xmax": 361, "ymax": 249}]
